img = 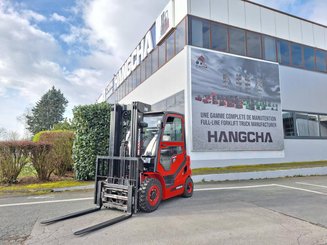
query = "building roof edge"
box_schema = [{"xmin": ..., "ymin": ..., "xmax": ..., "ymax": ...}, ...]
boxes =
[{"xmin": 243, "ymin": 0, "xmax": 327, "ymax": 29}]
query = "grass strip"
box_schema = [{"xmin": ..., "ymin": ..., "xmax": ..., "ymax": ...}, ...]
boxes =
[
  {"xmin": 192, "ymin": 161, "xmax": 327, "ymax": 175},
  {"xmin": 0, "ymin": 180, "xmax": 93, "ymax": 195}
]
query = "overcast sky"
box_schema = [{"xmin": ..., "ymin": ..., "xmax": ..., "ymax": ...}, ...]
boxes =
[{"xmin": 0, "ymin": 0, "xmax": 326, "ymax": 137}]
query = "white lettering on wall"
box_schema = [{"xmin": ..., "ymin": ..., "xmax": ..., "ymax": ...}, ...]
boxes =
[{"xmin": 113, "ymin": 31, "xmax": 154, "ymax": 90}]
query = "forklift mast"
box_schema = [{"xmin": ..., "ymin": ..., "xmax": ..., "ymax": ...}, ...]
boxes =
[
  {"xmin": 109, "ymin": 102, "xmax": 151, "ymax": 158},
  {"xmin": 94, "ymin": 102, "xmax": 151, "ymax": 213}
]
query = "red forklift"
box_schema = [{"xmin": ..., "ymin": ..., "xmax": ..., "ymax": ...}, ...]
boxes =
[{"xmin": 41, "ymin": 102, "xmax": 193, "ymax": 235}]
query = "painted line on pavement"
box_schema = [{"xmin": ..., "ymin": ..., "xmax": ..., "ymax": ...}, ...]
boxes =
[
  {"xmin": 0, "ymin": 197, "xmax": 93, "ymax": 208},
  {"xmin": 0, "ymin": 184, "xmax": 275, "ymax": 208},
  {"xmin": 296, "ymin": 182, "xmax": 327, "ymax": 189},
  {"xmin": 274, "ymin": 184, "xmax": 327, "ymax": 195},
  {"xmin": 1, "ymin": 183, "xmax": 326, "ymax": 208},
  {"xmin": 194, "ymin": 184, "xmax": 276, "ymax": 191},
  {"xmin": 27, "ymin": 195, "xmax": 54, "ymax": 199}
]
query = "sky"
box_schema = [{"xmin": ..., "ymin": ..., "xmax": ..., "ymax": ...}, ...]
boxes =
[{"xmin": 0, "ymin": 0, "xmax": 326, "ymax": 138}]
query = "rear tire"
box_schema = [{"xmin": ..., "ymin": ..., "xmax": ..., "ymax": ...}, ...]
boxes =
[
  {"xmin": 182, "ymin": 177, "xmax": 193, "ymax": 198},
  {"xmin": 139, "ymin": 178, "xmax": 162, "ymax": 213}
]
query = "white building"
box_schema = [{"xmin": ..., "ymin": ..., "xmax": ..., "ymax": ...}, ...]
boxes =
[{"xmin": 99, "ymin": 0, "xmax": 327, "ymax": 169}]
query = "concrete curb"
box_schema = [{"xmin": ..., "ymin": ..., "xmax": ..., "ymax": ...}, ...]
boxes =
[
  {"xmin": 50, "ymin": 167, "xmax": 327, "ymax": 191},
  {"xmin": 52, "ymin": 184, "xmax": 94, "ymax": 192},
  {"xmin": 192, "ymin": 167, "xmax": 327, "ymax": 183}
]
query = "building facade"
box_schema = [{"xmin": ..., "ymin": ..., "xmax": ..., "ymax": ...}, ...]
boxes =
[{"xmin": 98, "ymin": 0, "xmax": 327, "ymax": 169}]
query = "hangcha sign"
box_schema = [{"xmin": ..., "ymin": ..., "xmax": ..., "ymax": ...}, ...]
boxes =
[
  {"xmin": 113, "ymin": 31, "xmax": 154, "ymax": 90},
  {"xmin": 109, "ymin": 0, "xmax": 175, "ymax": 98}
]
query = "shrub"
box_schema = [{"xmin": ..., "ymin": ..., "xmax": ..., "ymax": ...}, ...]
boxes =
[
  {"xmin": 33, "ymin": 130, "xmax": 49, "ymax": 142},
  {"xmin": 30, "ymin": 142, "xmax": 53, "ymax": 181},
  {"xmin": 33, "ymin": 130, "xmax": 74, "ymax": 176},
  {"xmin": 73, "ymin": 102, "xmax": 111, "ymax": 180},
  {"xmin": 0, "ymin": 141, "xmax": 32, "ymax": 184},
  {"xmin": 53, "ymin": 119, "xmax": 74, "ymax": 131}
]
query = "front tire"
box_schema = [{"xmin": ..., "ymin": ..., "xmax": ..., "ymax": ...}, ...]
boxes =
[
  {"xmin": 139, "ymin": 178, "xmax": 162, "ymax": 212},
  {"xmin": 182, "ymin": 177, "xmax": 193, "ymax": 198}
]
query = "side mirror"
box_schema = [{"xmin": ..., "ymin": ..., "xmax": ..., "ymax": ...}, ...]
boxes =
[{"xmin": 157, "ymin": 120, "xmax": 163, "ymax": 129}]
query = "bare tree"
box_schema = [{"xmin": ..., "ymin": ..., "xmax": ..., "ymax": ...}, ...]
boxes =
[
  {"xmin": 0, "ymin": 127, "xmax": 7, "ymax": 140},
  {"xmin": 17, "ymin": 106, "xmax": 33, "ymax": 140},
  {"xmin": 6, "ymin": 131, "xmax": 20, "ymax": 141}
]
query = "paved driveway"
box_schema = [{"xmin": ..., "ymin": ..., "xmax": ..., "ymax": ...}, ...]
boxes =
[{"xmin": 1, "ymin": 176, "xmax": 327, "ymax": 244}]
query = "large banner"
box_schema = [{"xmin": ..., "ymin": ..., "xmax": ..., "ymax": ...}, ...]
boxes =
[{"xmin": 191, "ymin": 47, "xmax": 284, "ymax": 151}]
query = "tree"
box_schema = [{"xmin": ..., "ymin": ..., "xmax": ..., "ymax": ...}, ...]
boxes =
[{"xmin": 26, "ymin": 86, "xmax": 68, "ymax": 134}]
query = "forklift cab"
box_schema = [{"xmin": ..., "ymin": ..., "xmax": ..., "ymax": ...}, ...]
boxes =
[
  {"xmin": 141, "ymin": 112, "xmax": 189, "ymax": 189},
  {"xmin": 113, "ymin": 102, "xmax": 192, "ymax": 206}
]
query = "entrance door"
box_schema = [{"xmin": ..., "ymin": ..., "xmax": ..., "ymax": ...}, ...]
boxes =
[{"xmin": 157, "ymin": 114, "xmax": 186, "ymax": 187}]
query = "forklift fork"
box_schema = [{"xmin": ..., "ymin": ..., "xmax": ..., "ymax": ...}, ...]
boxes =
[
  {"xmin": 40, "ymin": 169, "xmax": 136, "ymax": 235},
  {"xmin": 73, "ymin": 213, "xmax": 132, "ymax": 235},
  {"xmin": 40, "ymin": 206, "xmax": 101, "ymax": 225},
  {"xmin": 41, "ymin": 181, "xmax": 104, "ymax": 225}
]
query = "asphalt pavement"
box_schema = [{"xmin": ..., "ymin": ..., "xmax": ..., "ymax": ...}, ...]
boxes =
[{"xmin": 0, "ymin": 176, "xmax": 327, "ymax": 244}]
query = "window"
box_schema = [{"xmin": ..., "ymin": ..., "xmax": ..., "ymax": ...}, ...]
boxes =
[
  {"xmin": 162, "ymin": 117, "xmax": 183, "ymax": 142},
  {"xmin": 115, "ymin": 87, "xmax": 119, "ymax": 102},
  {"xmin": 319, "ymin": 115, "xmax": 327, "ymax": 137},
  {"xmin": 145, "ymin": 54, "xmax": 152, "ymax": 79},
  {"xmin": 117, "ymin": 87, "xmax": 121, "ymax": 101},
  {"xmin": 122, "ymin": 84, "xmax": 125, "ymax": 98},
  {"xmin": 190, "ymin": 17, "xmax": 210, "ymax": 49},
  {"xmin": 303, "ymin": 46, "xmax": 315, "ymax": 70},
  {"xmin": 160, "ymin": 146, "xmax": 183, "ymax": 171},
  {"xmin": 122, "ymin": 82, "xmax": 126, "ymax": 98},
  {"xmin": 166, "ymin": 32, "xmax": 175, "ymax": 61},
  {"xmin": 175, "ymin": 19, "xmax": 185, "ymax": 54},
  {"xmin": 315, "ymin": 50, "xmax": 327, "ymax": 72},
  {"xmin": 118, "ymin": 84, "xmax": 123, "ymax": 100},
  {"xmin": 158, "ymin": 42, "xmax": 166, "ymax": 67},
  {"xmin": 229, "ymin": 27, "xmax": 245, "ymax": 56},
  {"xmin": 140, "ymin": 61, "xmax": 145, "ymax": 82},
  {"xmin": 282, "ymin": 111, "xmax": 295, "ymax": 136},
  {"xmin": 277, "ymin": 40, "xmax": 290, "ymax": 65},
  {"xmin": 126, "ymin": 76, "xmax": 131, "ymax": 94},
  {"xmin": 151, "ymin": 48, "xmax": 158, "ymax": 73},
  {"xmin": 131, "ymin": 70, "xmax": 137, "ymax": 90},
  {"xmin": 211, "ymin": 23, "xmax": 228, "ymax": 52},
  {"xmin": 291, "ymin": 43, "xmax": 303, "ymax": 67},
  {"xmin": 246, "ymin": 31, "xmax": 262, "ymax": 59},
  {"xmin": 282, "ymin": 111, "xmax": 327, "ymax": 138},
  {"xmin": 135, "ymin": 65, "xmax": 141, "ymax": 87},
  {"xmin": 295, "ymin": 113, "xmax": 319, "ymax": 137},
  {"xmin": 262, "ymin": 36, "xmax": 277, "ymax": 62}
]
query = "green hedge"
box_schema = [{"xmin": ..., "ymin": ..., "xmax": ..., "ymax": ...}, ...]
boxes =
[
  {"xmin": 33, "ymin": 130, "xmax": 72, "ymax": 142},
  {"xmin": 72, "ymin": 102, "xmax": 111, "ymax": 180}
]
